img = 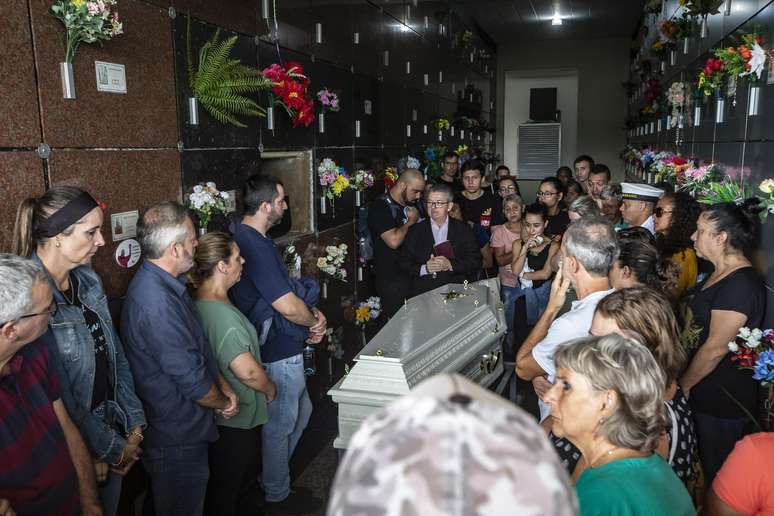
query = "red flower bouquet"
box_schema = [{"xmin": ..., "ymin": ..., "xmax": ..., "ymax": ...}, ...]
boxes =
[{"xmin": 262, "ymin": 61, "xmax": 315, "ymax": 127}]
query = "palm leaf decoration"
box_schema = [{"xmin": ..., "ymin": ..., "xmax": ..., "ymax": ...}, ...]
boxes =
[{"xmin": 186, "ymin": 16, "xmax": 271, "ymax": 128}]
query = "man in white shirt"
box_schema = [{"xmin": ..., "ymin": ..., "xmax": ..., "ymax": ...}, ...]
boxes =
[
  {"xmin": 515, "ymin": 217, "xmax": 618, "ymax": 420},
  {"xmin": 620, "ymin": 183, "xmax": 663, "ymax": 234}
]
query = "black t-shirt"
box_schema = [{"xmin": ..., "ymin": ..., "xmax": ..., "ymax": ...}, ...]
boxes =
[
  {"xmin": 455, "ymin": 191, "xmax": 499, "ymax": 233},
  {"xmin": 545, "ymin": 210, "xmax": 570, "ymax": 238},
  {"xmin": 435, "ymin": 176, "xmax": 463, "ymax": 193},
  {"xmin": 66, "ymin": 274, "xmax": 112, "ymax": 410},
  {"xmin": 686, "ymin": 267, "xmax": 764, "ymax": 417},
  {"xmin": 367, "ymin": 194, "xmax": 409, "ymax": 286}
]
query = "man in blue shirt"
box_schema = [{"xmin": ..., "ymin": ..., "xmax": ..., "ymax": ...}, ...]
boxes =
[
  {"xmin": 121, "ymin": 202, "xmax": 238, "ymax": 516},
  {"xmin": 231, "ymin": 175, "xmax": 326, "ymax": 515}
]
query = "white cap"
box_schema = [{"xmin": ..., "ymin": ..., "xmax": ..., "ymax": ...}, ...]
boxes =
[{"xmin": 621, "ymin": 182, "xmax": 664, "ymax": 203}]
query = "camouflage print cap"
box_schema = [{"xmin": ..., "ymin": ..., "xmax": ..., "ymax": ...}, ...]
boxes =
[{"xmin": 327, "ymin": 374, "xmax": 578, "ymax": 516}]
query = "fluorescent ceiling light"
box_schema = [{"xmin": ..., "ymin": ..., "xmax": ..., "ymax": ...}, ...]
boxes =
[{"xmin": 551, "ymin": 15, "xmax": 563, "ymax": 25}]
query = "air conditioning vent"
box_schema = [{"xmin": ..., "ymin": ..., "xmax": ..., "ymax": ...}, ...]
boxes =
[{"xmin": 517, "ymin": 123, "xmax": 561, "ymax": 180}]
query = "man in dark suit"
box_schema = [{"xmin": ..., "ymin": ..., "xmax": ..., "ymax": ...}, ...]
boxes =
[{"xmin": 400, "ymin": 183, "xmax": 482, "ymax": 296}]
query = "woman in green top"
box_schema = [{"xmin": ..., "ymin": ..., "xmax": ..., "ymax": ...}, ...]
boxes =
[
  {"xmin": 189, "ymin": 232, "xmax": 276, "ymax": 516},
  {"xmin": 543, "ymin": 334, "xmax": 695, "ymax": 516}
]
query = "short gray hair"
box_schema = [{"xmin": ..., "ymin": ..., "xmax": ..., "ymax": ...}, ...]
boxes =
[
  {"xmin": 502, "ymin": 193, "xmax": 523, "ymax": 208},
  {"xmin": 568, "ymin": 195, "xmax": 600, "ymax": 219},
  {"xmin": 0, "ymin": 254, "xmax": 47, "ymax": 323},
  {"xmin": 139, "ymin": 202, "xmax": 190, "ymax": 259},
  {"xmin": 599, "ymin": 183, "xmax": 623, "ymax": 203},
  {"xmin": 554, "ymin": 334, "xmax": 667, "ymax": 452},
  {"xmin": 427, "ymin": 182, "xmax": 454, "ymax": 202},
  {"xmin": 563, "ymin": 216, "xmax": 618, "ymax": 277}
]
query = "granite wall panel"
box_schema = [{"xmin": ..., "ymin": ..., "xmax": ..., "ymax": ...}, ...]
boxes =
[
  {"xmin": 0, "ymin": 153, "xmax": 44, "ymax": 252},
  {"xmin": 31, "ymin": 0, "xmax": 177, "ymax": 148},
  {"xmin": 1, "ymin": 0, "xmax": 41, "ymax": 148},
  {"xmin": 47, "ymin": 149, "xmax": 181, "ymax": 298}
]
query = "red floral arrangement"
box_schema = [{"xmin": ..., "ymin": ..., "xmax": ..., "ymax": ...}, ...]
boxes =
[{"xmin": 262, "ymin": 61, "xmax": 315, "ymax": 127}]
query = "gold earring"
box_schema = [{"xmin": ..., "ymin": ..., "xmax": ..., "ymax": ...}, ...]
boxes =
[{"xmin": 55, "ymin": 240, "xmax": 61, "ymax": 248}]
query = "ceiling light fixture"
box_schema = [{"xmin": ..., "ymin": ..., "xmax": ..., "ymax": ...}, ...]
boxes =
[{"xmin": 551, "ymin": 14, "xmax": 563, "ymax": 26}]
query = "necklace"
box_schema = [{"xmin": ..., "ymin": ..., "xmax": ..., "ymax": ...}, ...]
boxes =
[
  {"xmin": 61, "ymin": 276, "xmax": 75, "ymax": 305},
  {"xmin": 589, "ymin": 447, "xmax": 620, "ymax": 468}
]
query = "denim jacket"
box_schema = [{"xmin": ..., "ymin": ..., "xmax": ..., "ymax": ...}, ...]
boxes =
[{"xmin": 34, "ymin": 255, "xmax": 146, "ymax": 463}]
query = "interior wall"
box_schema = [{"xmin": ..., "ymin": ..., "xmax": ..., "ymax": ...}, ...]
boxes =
[
  {"xmin": 496, "ymin": 36, "xmax": 630, "ymax": 196},
  {"xmin": 503, "ymin": 71, "xmax": 578, "ymax": 180}
]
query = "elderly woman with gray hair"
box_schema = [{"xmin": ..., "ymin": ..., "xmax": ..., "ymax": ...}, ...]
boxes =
[{"xmin": 544, "ymin": 334, "xmax": 695, "ymax": 516}]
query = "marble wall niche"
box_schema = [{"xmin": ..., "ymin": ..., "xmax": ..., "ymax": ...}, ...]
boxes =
[
  {"xmin": 30, "ymin": 0, "xmax": 177, "ymax": 148},
  {"xmin": 0, "ymin": 153, "xmax": 44, "ymax": 252},
  {"xmin": 47, "ymin": 149, "xmax": 181, "ymax": 298}
]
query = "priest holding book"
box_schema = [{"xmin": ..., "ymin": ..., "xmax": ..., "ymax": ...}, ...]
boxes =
[{"xmin": 399, "ymin": 183, "xmax": 482, "ymax": 296}]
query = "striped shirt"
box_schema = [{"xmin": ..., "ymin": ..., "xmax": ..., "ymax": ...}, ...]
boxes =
[{"xmin": 0, "ymin": 338, "xmax": 80, "ymax": 516}]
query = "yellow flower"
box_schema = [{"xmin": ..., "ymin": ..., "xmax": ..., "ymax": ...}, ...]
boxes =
[
  {"xmin": 317, "ymin": 257, "xmax": 328, "ymax": 268},
  {"xmin": 71, "ymin": 0, "xmax": 85, "ymax": 6},
  {"xmin": 355, "ymin": 306, "xmax": 370, "ymax": 323},
  {"xmin": 456, "ymin": 144, "xmax": 468, "ymax": 155}
]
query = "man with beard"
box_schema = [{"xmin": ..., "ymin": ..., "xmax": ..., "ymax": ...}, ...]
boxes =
[
  {"xmin": 230, "ymin": 175, "xmax": 327, "ymax": 515},
  {"xmin": 122, "ymin": 202, "xmax": 239, "ymax": 516},
  {"xmin": 367, "ymin": 169, "xmax": 425, "ymax": 318}
]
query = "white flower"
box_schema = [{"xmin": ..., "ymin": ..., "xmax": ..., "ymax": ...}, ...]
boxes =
[
  {"xmin": 286, "ymin": 245, "xmax": 296, "ymax": 254},
  {"xmin": 746, "ymin": 337, "xmax": 761, "ymax": 348},
  {"xmin": 752, "ymin": 328, "xmax": 763, "ymax": 341},
  {"xmin": 193, "ymin": 185, "xmax": 203, "ymax": 194},
  {"xmin": 340, "ymin": 269, "xmax": 347, "ymax": 278},
  {"xmin": 206, "ymin": 181, "xmax": 216, "ymax": 189},
  {"xmin": 728, "ymin": 341, "xmax": 739, "ymax": 352},
  {"xmin": 743, "ymin": 43, "xmax": 767, "ymax": 80},
  {"xmin": 738, "ymin": 327, "xmax": 751, "ymax": 339},
  {"xmin": 220, "ymin": 191, "xmax": 229, "ymax": 199}
]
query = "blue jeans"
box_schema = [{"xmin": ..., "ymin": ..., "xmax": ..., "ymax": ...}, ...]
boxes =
[
  {"xmin": 142, "ymin": 443, "xmax": 209, "ymax": 516},
  {"xmin": 262, "ymin": 353, "xmax": 313, "ymax": 502},
  {"xmin": 98, "ymin": 471, "xmax": 122, "ymax": 516}
]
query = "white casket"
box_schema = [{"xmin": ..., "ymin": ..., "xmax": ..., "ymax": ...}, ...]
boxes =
[{"xmin": 328, "ymin": 278, "xmax": 506, "ymax": 449}]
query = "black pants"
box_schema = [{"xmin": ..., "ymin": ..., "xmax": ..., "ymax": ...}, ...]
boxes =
[
  {"xmin": 204, "ymin": 425, "xmax": 262, "ymax": 516},
  {"xmin": 376, "ymin": 279, "xmax": 411, "ymax": 320}
]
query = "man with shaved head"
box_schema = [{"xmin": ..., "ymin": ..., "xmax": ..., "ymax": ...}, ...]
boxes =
[{"xmin": 368, "ymin": 169, "xmax": 426, "ymax": 318}]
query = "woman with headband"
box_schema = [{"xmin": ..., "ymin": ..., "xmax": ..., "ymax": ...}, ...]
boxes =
[{"xmin": 13, "ymin": 186, "xmax": 146, "ymax": 516}]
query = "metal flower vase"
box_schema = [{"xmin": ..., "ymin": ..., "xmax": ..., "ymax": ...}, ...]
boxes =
[
  {"xmin": 700, "ymin": 16, "xmax": 708, "ymax": 39},
  {"xmin": 188, "ymin": 97, "xmax": 199, "ymax": 125},
  {"xmin": 266, "ymin": 106, "xmax": 275, "ymax": 131},
  {"xmin": 60, "ymin": 62, "xmax": 76, "ymax": 99}
]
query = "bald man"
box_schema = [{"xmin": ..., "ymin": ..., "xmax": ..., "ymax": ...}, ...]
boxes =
[{"xmin": 368, "ymin": 169, "xmax": 426, "ymax": 318}]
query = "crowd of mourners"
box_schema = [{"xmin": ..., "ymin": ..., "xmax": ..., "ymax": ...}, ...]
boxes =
[{"xmin": 0, "ymin": 151, "xmax": 772, "ymax": 516}]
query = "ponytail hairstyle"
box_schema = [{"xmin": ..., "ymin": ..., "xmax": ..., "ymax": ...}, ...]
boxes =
[
  {"xmin": 615, "ymin": 239, "xmax": 678, "ymax": 296},
  {"xmin": 701, "ymin": 198, "xmax": 764, "ymax": 254},
  {"xmin": 13, "ymin": 186, "xmax": 86, "ymax": 257},
  {"xmin": 187, "ymin": 231, "xmax": 234, "ymax": 289}
]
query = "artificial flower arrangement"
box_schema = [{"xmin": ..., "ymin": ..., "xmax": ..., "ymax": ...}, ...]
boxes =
[
  {"xmin": 325, "ymin": 327, "xmax": 345, "ymax": 360},
  {"xmin": 680, "ymin": 0, "xmax": 724, "ymax": 18},
  {"xmin": 397, "ymin": 156, "xmax": 421, "ymax": 173},
  {"xmin": 262, "ymin": 61, "xmax": 315, "ymax": 127},
  {"xmin": 422, "ymin": 144, "xmax": 448, "ymax": 179},
  {"xmin": 432, "ymin": 118, "xmax": 451, "ymax": 131},
  {"xmin": 187, "ymin": 182, "xmax": 229, "ymax": 230},
  {"xmin": 644, "ymin": 0, "xmax": 662, "ymax": 14},
  {"xmin": 354, "ymin": 297, "xmax": 382, "ymax": 329},
  {"xmin": 654, "ymin": 155, "xmax": 691, "ymax": 184},
  {"xmin": 698, "ymin": 34, "xmax": 769, "ymax": 97},
  {"xmin": 651, "ymin": 40, "xmax": 668, "ymax": 60},
  {"xmin": 659, "ymin": 19, "xmax": 680, "ymax": 42},
  {"xmin": 318, "ymin": 158, "xmax": 351, "ymax": 202},
  {"xmin": 351, "ymin": 169, "xmax": 375, "ymax": 192},
  {"xmin": 51, "ymin": 0, "xmax": 123, "ymax": 63},
  {"xmin": 382, "ymin": 166, "xmax": 399, "ymax": 189},
  {"xmin": 728, "ymin": 327, "xmax": 774, "ymax": 384},
  {"xmin": 316, "ymin": 88, "xmax": 340, "ymax": 112},
  {"xmin": 316, "ymin": 243, "xmax": 348, "ymax": 282},
  {"xmin": 282, "ymin": 244, "xmax": 301, "ymax": 278}
]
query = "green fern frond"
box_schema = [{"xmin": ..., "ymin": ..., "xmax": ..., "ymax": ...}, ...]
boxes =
[{"xmin": 185, "ymin": 22, "xmax": 272, "ymax": 128}]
